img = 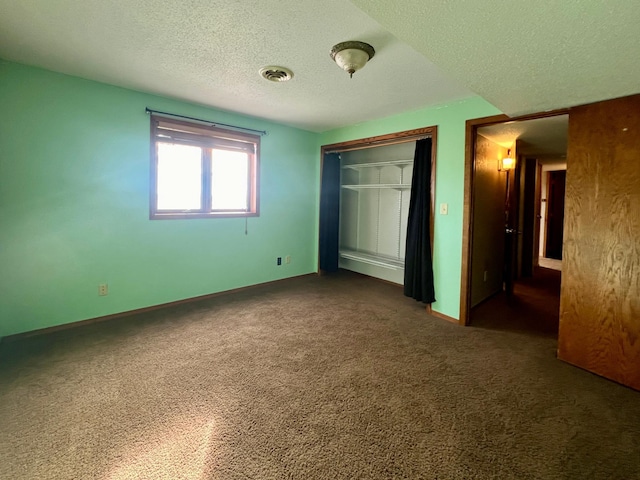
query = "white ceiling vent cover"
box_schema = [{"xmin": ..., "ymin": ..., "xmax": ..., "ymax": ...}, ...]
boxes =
[{"xmin": 259, "ymin": 66, "xmax": 294, "ymax": 82}]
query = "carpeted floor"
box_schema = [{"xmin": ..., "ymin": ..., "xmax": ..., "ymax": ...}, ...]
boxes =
[{"xmin": 1, "ymin": 270, "xmax": 638, "ymax": 479}]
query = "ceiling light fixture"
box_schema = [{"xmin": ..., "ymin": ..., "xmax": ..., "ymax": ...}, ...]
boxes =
[{"xmin": 330, "ymin": 41, "xmax": 375, "ymax": 78}]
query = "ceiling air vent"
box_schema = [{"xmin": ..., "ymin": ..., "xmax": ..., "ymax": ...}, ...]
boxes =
[{"xmin": 259, "ymin": 66, "xmax": 294, "ymax": 82}]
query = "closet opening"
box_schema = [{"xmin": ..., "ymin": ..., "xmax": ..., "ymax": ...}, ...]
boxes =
[{"xmin": 319, "ymin": 126, "xmax": 437, "ymax": 291}]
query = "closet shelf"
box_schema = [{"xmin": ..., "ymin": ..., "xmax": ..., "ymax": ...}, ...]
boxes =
[
  {"xmin": 342, "ymin": 184, "xmax": 411, "ymax": 191},
  {"xmin": 342, "ymin": 159, "xmax": 413, "ymax": 170},
  {"xmin": 340, "ymin": 249, "xmax": 405, "ymax": 270}
]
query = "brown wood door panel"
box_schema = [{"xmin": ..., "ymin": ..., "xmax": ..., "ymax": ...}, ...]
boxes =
[
  {"xmin": 545, "ymin": 170, "xmax": 566, "ymax": 260},
  {"xmin": 521, "ymin": 158, "xmax": 538, "ymax": 276},
  {"xmin": 558, "ymin": 94, "xmax": 640, "ymax": 390}
]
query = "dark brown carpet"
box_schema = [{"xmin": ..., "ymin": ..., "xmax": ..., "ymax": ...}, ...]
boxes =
[{"xmin": 1, "ymin": 271, "xmax": 638, "ymax": 479}]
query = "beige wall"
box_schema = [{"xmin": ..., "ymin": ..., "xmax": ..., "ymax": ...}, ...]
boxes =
[{"xmin": 471, "ymin": 135, "xmax": 508, "ymax": 307}]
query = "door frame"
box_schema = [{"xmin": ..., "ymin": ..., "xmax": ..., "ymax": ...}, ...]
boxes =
[
  {"xmin": 459, "ymin": 109, "xmax": 569, "ymax": 326},
  {"xmin": 533, "ymin": 161, "xmax": 543, "ymax": 264},
  {"xmin": 318, "ymin": 125, "xmax": 438, "ymax": 273}
]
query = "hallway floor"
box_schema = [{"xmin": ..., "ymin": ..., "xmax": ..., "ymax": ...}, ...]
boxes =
[{"xmin": 471, "ymin": 267, "xmax": 562, "ymax": 338}]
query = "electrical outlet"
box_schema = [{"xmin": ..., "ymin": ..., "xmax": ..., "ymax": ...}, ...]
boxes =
[
  {"xmin": 98, "ymin": 283, "xmax": 108, "ymax": 296},
  {"xmin": 285, "ymin": 255, "xmax": 291, "ymax": 264},
  {"xmin": 277, "ymin": 257, "xmax": 282, "ymax": 266}
]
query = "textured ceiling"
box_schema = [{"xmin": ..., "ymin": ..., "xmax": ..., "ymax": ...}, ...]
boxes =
[
  {"xmin": 351, "ymin": 0, "xmax": 640, "ymax": 116},
  {"xmin": 0, "ymin": 0, "xmax": 473, "ymax": 132},
  {"xmin": 478, "ymin": 115, "xmax": 569, "ymax": 157},
  {"xmin": 2, "ymin": 1, "xmax": 638, "ymax": 132}
]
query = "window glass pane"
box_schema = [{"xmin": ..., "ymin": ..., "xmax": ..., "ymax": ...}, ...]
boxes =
[
  {"xmin": 211, "ymin": 149, "xmax": 249, "ymax": 210},
  {"xmin": 157, "ymin": 143, "xmax": 202, "ymax": 210}
]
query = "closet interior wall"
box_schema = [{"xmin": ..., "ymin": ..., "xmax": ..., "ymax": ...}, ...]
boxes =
[{"xmin": 339, "ymin": 141, "xmax": 416, "ymax": 284}]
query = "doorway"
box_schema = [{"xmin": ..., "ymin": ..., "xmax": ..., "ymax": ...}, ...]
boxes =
[
  {"xmin": 542, "ymin": 169, "xmax": 566, "ymax": 261},
  {"xmin": 459, "ymin": 111, "xmax": 569, "ymax": 334}
]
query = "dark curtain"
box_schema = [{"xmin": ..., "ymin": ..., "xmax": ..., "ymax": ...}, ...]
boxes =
[
  {"xmin": 319, "ymin": 153, "xmax": 341, "ymax": 272},
  {"xmin": 404, "ymin": 138, "xmax": 436, "ymax": 303}
]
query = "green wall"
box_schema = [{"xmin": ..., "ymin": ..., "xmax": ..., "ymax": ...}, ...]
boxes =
[
  {"xmin": 0, "ymin": 61, "xmax": 319, "ymax": 337},
  {"xmin": 319, "ymin": 97, "xmax": 501, "ymax": 320},
  {"xmin": 0, "ymin": 59, "xmax": 501, "ymax": 337}
]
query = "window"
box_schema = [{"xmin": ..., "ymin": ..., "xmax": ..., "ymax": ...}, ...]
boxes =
[{"xmin": 150, "ymin": 115, "xmax": 259, "ymax": 219}]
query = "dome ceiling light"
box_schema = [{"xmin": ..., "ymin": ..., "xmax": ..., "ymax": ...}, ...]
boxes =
[{"xmin": 330, "ymin": 41, "xmax": 375, "ymax": 78}]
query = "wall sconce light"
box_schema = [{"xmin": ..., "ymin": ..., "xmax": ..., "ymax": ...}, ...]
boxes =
[
  {"xmin": 330, "ymin": 41, "xmax": 375, "ymax": 78},
  {"xmin": 499, "ymin": 150, "xmax": 515, "ymax": 171}
]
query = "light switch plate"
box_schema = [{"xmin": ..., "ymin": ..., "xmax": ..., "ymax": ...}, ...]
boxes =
[{"xmin": 439, "ymin": 203, "xmax": 448, "ymax": 215}]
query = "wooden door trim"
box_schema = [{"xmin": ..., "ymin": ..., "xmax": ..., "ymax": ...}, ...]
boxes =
[
  {"xmin": 321, "ymin": 126, "xmax": 436, "ymax": 155},
  {"xmin": 459, "ymin": 108, "xmax": 569, "ymax": 326},
  {"xmin": 533, "ymin": 161, "xmax": 543, "ymax": 266}
]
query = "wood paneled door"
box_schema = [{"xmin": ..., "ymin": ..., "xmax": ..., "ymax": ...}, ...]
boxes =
[
  {"xmin": 558, "ymin": 94, "xmax": 640, "ymax": 391},
  {"xmin": 545, "ymin": 170, "xmax": 566, "ymax": 260}
]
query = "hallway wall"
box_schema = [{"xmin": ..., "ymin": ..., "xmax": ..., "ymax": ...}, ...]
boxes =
[{"xmin": 471, "ymin": 135, "xmax": 507, "ymax": 307}]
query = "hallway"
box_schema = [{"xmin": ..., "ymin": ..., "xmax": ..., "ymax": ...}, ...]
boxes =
[{"xmin": 471, "ymin": 267, "xmax": 561, "ymax": 338}]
